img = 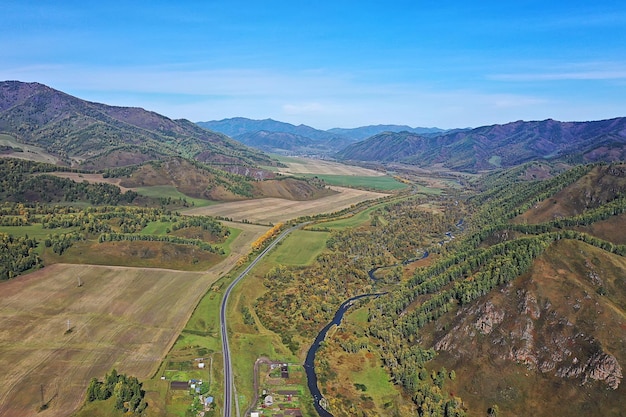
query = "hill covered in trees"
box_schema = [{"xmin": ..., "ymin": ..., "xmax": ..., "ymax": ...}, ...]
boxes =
[
  {"xmin": 336, "ymin": 118, "xmax": 626, "ymax": 172},
  {"xmin": 0, "ymin": 82, "xmax": 339, "ymax": 203},
  {"xmin": 0, "ymin": 81, "xmax": 275, "ymax": 171}
]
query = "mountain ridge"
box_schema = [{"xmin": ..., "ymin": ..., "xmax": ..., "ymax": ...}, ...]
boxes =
[
  {"xmin": 197, "ymin": 117, "xmax": 447, "ymax": 156},
  {"xmin": 337, "ymin": 117, "xmax": 626, "ymax": 172},
  {"xmin": 0, "ymin": 81, "xmax": 275, "ymax": 171}
]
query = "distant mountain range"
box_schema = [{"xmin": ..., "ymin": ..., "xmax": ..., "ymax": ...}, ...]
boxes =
[
  {"xmin": 197, "ymin": 117, "xmax": 445, "ymax": 156},
  {"xmin": 199, "ymin": 116, "xmax": 626, "ymax": 173},
  {"xmin": 328, "ymin": 124, "xmax": 445, "ymax": 140},
  {"xmin": 3, "ymin": 81, "xmax": 625, "ymax": 175}
]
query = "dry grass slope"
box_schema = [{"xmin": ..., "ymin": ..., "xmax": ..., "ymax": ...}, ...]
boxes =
[{"xmin": 427, "ymin": 239, "xmax": 626, "ymax": 417}]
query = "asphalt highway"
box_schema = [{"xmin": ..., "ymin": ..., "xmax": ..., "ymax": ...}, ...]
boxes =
[{"xmin": 221, "ymin": 223, "xmax": 303, "ymax": 417}]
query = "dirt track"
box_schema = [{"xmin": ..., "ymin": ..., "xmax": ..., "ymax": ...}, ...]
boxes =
[{"xmin": 48, "ymin": 172, "xmax": 133, "ymax": 191}]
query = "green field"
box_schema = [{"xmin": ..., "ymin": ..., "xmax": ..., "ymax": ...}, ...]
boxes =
[
  {"xmin": 134, "ymin": 185, "xmax": 216, "ymax": 207},
  {"xmin": 0, "ymin": 224, "xmax": 75, "ymax": 239},
  {"xmin": 300, "ymin": 173, "xmax": 407, "ymax": 191},
  {"xmin": 220, "ymin": 227, "xmax": 242, "ymax": 256},
  {"xmin": 140, "ymin": 221, "xmax": 174, "ymax": 235},
  {"xmin": 316, "ymin": 198, "xmax": 402, "ymax": 230},
  {"xmin": 318, "ymin": 207, "xmax": 377, "ymax": 230},
  {"xmin": 269, "ymin": 230, "xmax": 329, "ymax": 265}
]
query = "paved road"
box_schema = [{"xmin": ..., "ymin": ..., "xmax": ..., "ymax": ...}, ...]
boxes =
[{"xmin": 221, "ymin": 223, "xmax": 303, "ymax": 417}]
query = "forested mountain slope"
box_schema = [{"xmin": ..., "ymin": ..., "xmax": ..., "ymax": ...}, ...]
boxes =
[
  {"xmin": 0, "ymin": 81, "xmax": 275, "ymax": 171},
  {"xmin": 337, "ymin": 118, "xmax": 626, "ymax": 172},
  {"xmin": 197, "ymin": 117, "xmax": 446, "ymax": 155}
]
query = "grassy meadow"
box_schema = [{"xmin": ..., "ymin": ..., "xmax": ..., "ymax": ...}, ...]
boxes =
[
  {"xmin": 270, "ymin": 229, "xmax": 329, "ymax": 265},
  {"xmin": 297, "ymin": 173, "xmax": 407, "ymax": 191},
  {"xmin": 133, "ymin": 185, "xmax": 215, "ymax": 208}
]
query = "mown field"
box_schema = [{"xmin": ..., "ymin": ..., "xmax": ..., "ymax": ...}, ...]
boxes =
[
  {"xmin": 0, "ymin": 263, "xmax": 218, "ymax": 417},
  {"xmin": 273, "ymin": 155, "xmax": 407, "ymax": 191},
  {"xmin": 272, "ymin": 156, "xmax": 385, "ymax": 177},
  {"xmin": 0, "ymin": 133, "xmax": 59, "ymax": 164},
  {"xmin": 297, "ymin": 173, "xmax": 407, "ymax": 191},
  {"xmin": 183, "ymin": 186, "xmax": 387, "ymax": 224}
]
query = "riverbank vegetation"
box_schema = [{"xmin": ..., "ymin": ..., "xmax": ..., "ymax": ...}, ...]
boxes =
[
  {"xmin": 247, "ymin": 162, "xmax": 626, "ymax": 416},
  {"xmin": 4, "ymin": 155, "xmax": 626, "ymax": 416}
]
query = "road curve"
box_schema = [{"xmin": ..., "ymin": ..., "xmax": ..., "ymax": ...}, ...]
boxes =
[{"xmin": 221, "ymin": 223, "xmax": 304, "ymax": 417}]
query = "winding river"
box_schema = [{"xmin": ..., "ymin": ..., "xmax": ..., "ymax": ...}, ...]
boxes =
[
  {"xmin": 304, "ymin": 250, "xmax": 433, "ymax": 416},
  {"xmin": 303, "ymin": 293, "xmax": 384, "ymax": 417}
]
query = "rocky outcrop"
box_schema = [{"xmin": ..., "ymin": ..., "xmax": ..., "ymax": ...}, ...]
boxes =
[
  {"xmin": 434, "ymin": 286, "xmax": 623, "ymax": 389},
  {"xmin": 557, "ymin": 351, "xmax": 623, "ymax": 389},
  {"xmin": 586, "ymin": 351, "xmax": 623, "ymax": 389},
  {"xmin": 474, "ymin": 301, "xmax": 505, "ymax": 335}
]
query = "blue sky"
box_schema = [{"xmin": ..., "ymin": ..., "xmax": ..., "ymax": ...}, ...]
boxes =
[{"xmin": 2, "ymin": 1, "xmax": 626, "ymax": 129}]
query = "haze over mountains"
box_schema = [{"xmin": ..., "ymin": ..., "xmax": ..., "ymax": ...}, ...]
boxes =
[{"xmin": 197, "ymin": 118, "xmax": 446, "ymax": 156}]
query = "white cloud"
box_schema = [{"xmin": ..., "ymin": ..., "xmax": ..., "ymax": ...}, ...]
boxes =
[
  {"xmin": 489, "ymin": 61, "xmax": 626, "ymax": 82},
  {"xmin": 282, "ymin": 102, "xmax": 332, "ymax": 115},
  {"xmin": 491, "ymin": 70, "xmax": 626, "ymax": 82},
  {"xmin": 2, "ymin": 62, "xmax": 625, "ymax": 130}
]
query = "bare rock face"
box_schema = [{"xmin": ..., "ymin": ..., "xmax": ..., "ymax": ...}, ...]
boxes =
[
  {"xmin": 474, "ymin": 301, "xmax": 505, "ymax": 335},
  {"xmin": 434, "ymin": 287, "xmax": 623, "ymax": 390},
  {"xmin": 557, "ymin": 351, "xmax": 623, "ymax": 389},
  {"xmin": 520, "ymin": 290, "xmax": 541, "ymax": 319},
  {"xmin": 585, "ymin": 351, "xmax": 623, "ymax": 389}
]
